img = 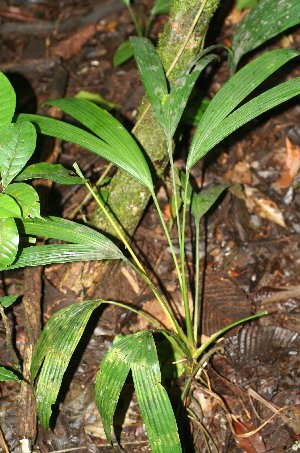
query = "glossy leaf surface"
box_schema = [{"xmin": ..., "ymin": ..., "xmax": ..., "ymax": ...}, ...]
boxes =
[
  {"xmin": 0, "ymin": 121, "xmax": 36, "ymax": 190},
  {"xmin": 15, "ymin": 163, "xmax": 87, "ymax": 185},
  {"xmin": 5, "ymin": 183, "xmax": 41, "ymax": 219},
  {"xmin": 0, "ymin": 193, "xmax": 22, "ymax": 218},
  {"xmin": 0, "ymin": 218, "xmax": 19, "ymax": 267},
  {"xmin": 0, "ymin": 72, "xmax": 16, "ymax": 130},
  {"xmin": 31, "ymin": 300, "xmax": 102, "ymax": 428},
  {"xmin": 131, "ymin": 37, "xmax": 168, "ymax": 129},
  {"xmin": 95, "ymin": 331, "xmax": 182, "ymax": 452},
  {"xmin": 230, "ymin": 0, "xmax": 300, "ymax": 73}
]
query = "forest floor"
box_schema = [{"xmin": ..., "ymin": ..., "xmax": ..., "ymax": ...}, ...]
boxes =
[{"xmin": 0, "ymin": 1, "xmax": 300, "ymax": 452}]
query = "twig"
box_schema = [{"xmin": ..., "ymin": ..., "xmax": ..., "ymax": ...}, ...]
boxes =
[{"xmin": 0, "ymin": 424, "xmax": 10, "ymax": 453}]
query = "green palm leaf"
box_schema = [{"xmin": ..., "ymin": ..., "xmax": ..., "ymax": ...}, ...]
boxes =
[
  {"xmin": 230, "ymin": 0, "xmax": 300, "ymax": 74},
  {"xmin": 31, "ymin": 300, "xmax": 102, "ymax": 428},
  {"xmin": 187, "ymin": 49, "xmax": 300, "ymax": 170},
  {"xmin": 0, "ymin": 216, "xmax": 124, "ymax": 270},
  {"xmin": 16, "ymin": 110, "xmax": 153, "ymax": 192},
  {"xmin": 95, "ymin": 331, "xmax": 181, "ymax": 452}
]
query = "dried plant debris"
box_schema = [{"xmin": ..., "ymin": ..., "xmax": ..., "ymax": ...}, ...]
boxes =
[{"xmin": 225, "ymin": 325, "xmax": 300, "ymax": 368}]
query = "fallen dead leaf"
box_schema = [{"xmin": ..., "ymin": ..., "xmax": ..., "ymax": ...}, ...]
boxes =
[
  {"xmin": 51, "ymin": 23, "xmax": 96, "ymax": 60},
  {"xmin": 225, "ymin": 161, "xmax": 252, "ymax": 185},
  {"xmin": 276, "ymin": 137, "xmax": 300, "ymax": 189},
  {"xmin": 244, "ymin": 185, "xmax": 286, "ymax": 227},
  {"xmin": 233, "ymin": 418, "xmax": 266, "ymax": 453}
]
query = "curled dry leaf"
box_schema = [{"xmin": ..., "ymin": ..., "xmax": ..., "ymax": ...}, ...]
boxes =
[
  {"xmin": 51, "ymin": 23, "xmax": 96, "ymax": 60},
  {"xmin": 244, "ymin": 185, "xmax": 286, "ymax": 227},
  {"xmin": 276, "ymin": 137, "xmax": 300, "ymax": 189},
  {"xmin": 233, "ymin": 418, "xmax": 266, "ymax": 453}
]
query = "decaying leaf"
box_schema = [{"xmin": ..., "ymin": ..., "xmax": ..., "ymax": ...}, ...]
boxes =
[
  {"xmin": 233, "ymin": 418, "xmax": 265, "ymax": 453},
  {"xmin": 276, "ymin": 137, "xmax": 300, "ymax": 189},
  {"xmin": 244, "ymin": 185, "xmax": 286, "ymax": 227}
]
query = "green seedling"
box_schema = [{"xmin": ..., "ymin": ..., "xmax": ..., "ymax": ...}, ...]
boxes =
[{"xmin": 114, "ymin": 0, "xmax": 171, "ymax": 66}]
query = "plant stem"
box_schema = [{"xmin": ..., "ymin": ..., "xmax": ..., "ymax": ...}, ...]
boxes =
[
  {"xmin": 152, "ymin": 193, "xmax": 182, "ymax": 289},
  {"xmin": 129, "ymin": 262, "xmax": 191, "ymax": 346},
  {"xmin": 180, "ymin": 173, "xmax": 194, "ymax": 343},
  {"xmin": 74, "ymin": 163, "xmax": 146, "ymax": 274},
  {"xmin": 0, "ymin": 305, "xmax": 20, "ymax": 370},
  {"xmin": 128, "ymin": 3, "xmax": 143, "ymax": 37},
  {"xmin": 193, "ymin": 219, "xmax": 201, "ymax": 344}
]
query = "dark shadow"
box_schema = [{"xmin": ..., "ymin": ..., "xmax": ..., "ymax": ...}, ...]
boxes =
[{"xmin": 5, "ymin": 72, "xmax": 37, "ymax": 114}]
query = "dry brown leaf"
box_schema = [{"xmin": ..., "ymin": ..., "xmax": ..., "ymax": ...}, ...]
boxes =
[
  {"xmin": 233, "ymin": 418, "xmax": 266, "ymax": 453},
  {"xmin": 244, "ymin": 185, "xmax": 286, "ymax": 227},
  {"xmin": 276, "ymin": 137, "xmax": 300, "ymax": 188},
  {"xmin": 51, "ymin": 23, "xmax": 96, "ymax": 60},
  {"xmin": 225, "ymin": 161, "xmax": 252, "ymax": 185}
]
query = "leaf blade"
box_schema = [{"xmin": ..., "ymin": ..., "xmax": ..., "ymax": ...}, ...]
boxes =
[
  {"xmin": 15, "ymin": 162, "xmax": 87, "ymax": 185},
  {"xmin": 0, "ymin": 218, "xmax": 19, "ymax": 267},
  {"xmin": 31, "ymin": 300, "xmax": 102, "ymax": 428},
  {"xmin": 5, "ymin": 183, "xmax": 41, "ymax": 219},
  {"xmin": 188, "ymin": 76, "xmax": 300, "ymax": 168},
  {"xmin": 187, "ymin": 49, "xmax": 300, "ymax": 170},
  {"xmin": 131, "ymin": 37, "xmax": 168, "ymax": 128},
  {"xmin": 0, "ymin": 121, "xmax": 36, "ymax": 190},
  {"xmin": 0, "ymin": 72, "xmax": 16, "ymax": 130},
  {"xmin": 230, "ymin": 0, "xmax": 300, "ymax": 73},
  {"xmin": 16, "ymin": 113, "xmax": 153, "ymax": 191}
]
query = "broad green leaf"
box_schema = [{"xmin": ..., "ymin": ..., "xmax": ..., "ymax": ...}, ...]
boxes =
[
  {"xmin": 188, "ymin": 76, "xmax": 300, "ymax": 169},
  {"xmin": 0, "ymin": 366, "xmax": 21, "ymax": 383},
  {"xmin": 31, "ymin": 299, "xmax": 102, "ymax": 428},
  {"xmin": 131, "ymin": 37, "xmax": 168, "ymax": 129},
  {"xmin": 190, "ymin": 184, "xmax": 230, "ymax": 223},
  {"xmin": 113, "ymin": 39, "xmax": 134, "ymax": 67},
  {"xmin": 5, "ymin": 183, "xmax": 41, "ymax": 219},
  {"xmin": 0, "ymin": 193, "xmax": 22, "ymax": 218},
  {"xmin": 16, "ymin": 112, "xmax": 153, "ymax": 192},
  {"xmin": 151, "ymin": 0, "xmax": 171, "ymax": 15},
  {"xmin": 0, "ymin": 121, "xmax": 36, "ymax": 190},
  {"xmin": 230, "ymin": 0, "xmax": 300, "ymax": 73},
  {"xmin": 96, "ymin": 331, "xmax": 181, "ymax": 452},
  {"xmin": 118, "ymin": 0, "xmax": 130, "ymax": 6},
  {"xmin": 187, "ymin": 49, "xmax": 300, "ymax": 170},
  {"xmin": 15, "ymin": 163, "xmax": 87, "ymax": 185},
  {"xmin": 0, "ymin": 217, "xmax": 19, "ymax": 267},
  {"xmin": 0, "ymin": 72, "xmax": 16, "ymax": 130},
  {"xmin": 0, "ymin": 294, "xmax": 19, "ymax": 308}
]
